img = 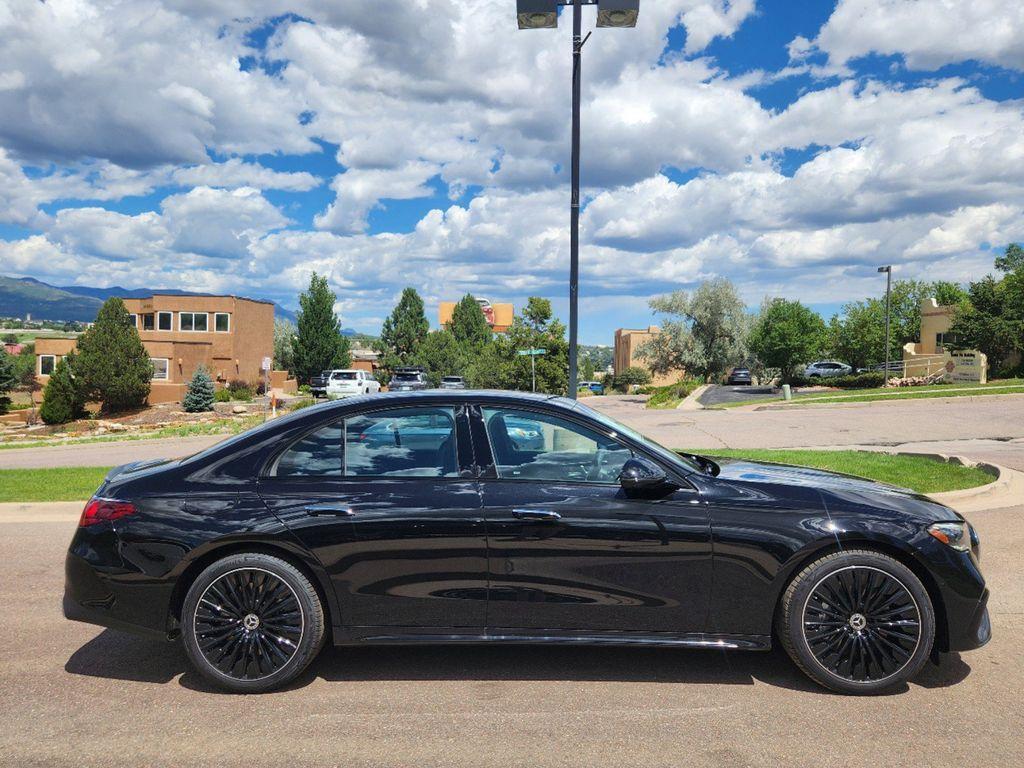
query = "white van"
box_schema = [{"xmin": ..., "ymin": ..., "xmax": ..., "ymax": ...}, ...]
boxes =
[{"xmin": 325, "ymin": 369, "xmax": 380, "ymax": 399}]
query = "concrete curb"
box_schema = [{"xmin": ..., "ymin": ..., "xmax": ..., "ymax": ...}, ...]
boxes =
[
  {"xmin": 883, "ymin": 452, "xmax": 1022, "ymax": 513},
  {"xmin": 677, "ymin": 384, "xmax": 711, "ymax": 410}
]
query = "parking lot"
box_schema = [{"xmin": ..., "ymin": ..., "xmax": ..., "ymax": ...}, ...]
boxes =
[{"xmin": 2, "ymin": 497, "xmax": 1021, "ymax": 768}]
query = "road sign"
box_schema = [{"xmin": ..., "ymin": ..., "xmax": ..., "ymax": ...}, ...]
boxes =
[{"xmin": 517, "ymin": 348, "xmax": 547, "ymax": 356}]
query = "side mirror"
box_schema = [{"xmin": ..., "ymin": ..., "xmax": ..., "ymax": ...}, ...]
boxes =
[{"xmin": 618, "ymin": 456, "xmax": 670, "ymax": 492}]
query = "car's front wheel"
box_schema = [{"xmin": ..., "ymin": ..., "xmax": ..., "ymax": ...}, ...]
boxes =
[
  {"xmin": 182, "ymin": 553, "xmax": 326, "ymax": 693},
  {"xmin": 778, "ymin": 549, "xmax": 935, "ymax": 694}
]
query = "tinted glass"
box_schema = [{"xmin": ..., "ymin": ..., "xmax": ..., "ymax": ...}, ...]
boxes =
[
  {"xmin": 275, "ymin": 423, "xmax": 343, "ymax": 477},
  {"xmin": 393, "ymin": 373, "xmax": 420, "ymax": 381},
  {"xmin": 215, "ymin": 313, "xmax": 229, "ymax": 332},
  {"xmin": 333, "ymin": 372, "xmax": 358, "ymax": 380},
  {"xmin": 345, "ymin": 408, "xmax": 457, "ymax": 477},
  {"xmin": 142, "ymin": 314, "xmax": 155, "ymax": 331},
  {"xmin": 157, "ymin": 312, "xmax": 172, "ymax": 331},
  {"xmin": 193, "ymin": 313, "xmax": 208, "ymax": 332},
  {"xmin": 482, "ymin": 407, "xmax": 631, "ymax": 484}
]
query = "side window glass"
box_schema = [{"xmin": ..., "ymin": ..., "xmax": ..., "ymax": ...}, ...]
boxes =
[
  {"xmin": 275, "ymin": 423, "xmax": 343, "ymax": 477},
  {"xmin": 345, "ymin": 407, "xmax": 458, "ymax": 477},
  {"xmin": 481, "ymin": 408, "xmax": 632, "ymax": 484}
]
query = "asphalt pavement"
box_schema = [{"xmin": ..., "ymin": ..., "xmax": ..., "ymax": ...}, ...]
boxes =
[{"xmin": 1, "ymin": 502, "xmax": 1020, "ymax": 768}]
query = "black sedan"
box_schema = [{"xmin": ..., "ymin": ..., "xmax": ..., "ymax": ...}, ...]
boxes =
[
  {"xmin": 64, "ymin": 391, "xmax": 990, "ymax": 694},
  {"xmin": 726, "ymin": 367, "xmax": 753, "ymax": 385}
]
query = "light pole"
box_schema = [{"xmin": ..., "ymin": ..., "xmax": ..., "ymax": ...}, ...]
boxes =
[
  {"xmin": 878, "ymin": 265, "xmax": 892, "ymax": 377},
  {"xmin": 516, "ymin": 0, "xmax": 640, "ymax": 398}
]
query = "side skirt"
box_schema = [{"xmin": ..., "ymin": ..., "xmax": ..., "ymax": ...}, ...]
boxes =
[{"xmin": 334, "ymin": 627, "xmax": 771, "ymax": 651}]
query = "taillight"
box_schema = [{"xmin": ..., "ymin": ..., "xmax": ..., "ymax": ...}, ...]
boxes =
[{"xmin": 79, "ymin": 498, "xmax": 137, "ymax": 527}]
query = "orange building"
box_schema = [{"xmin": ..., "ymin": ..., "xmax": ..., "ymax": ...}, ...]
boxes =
[
  {"xmin": 613, "ymin": 326, "xmax": 683, "ymax": 386},
  {"xmin": 438, "ymin": 298, "xmax": 514, "ymax": 333},
  {"xmin": 35, "ymin": 294, "xmax": 295, "ymax": 404}
]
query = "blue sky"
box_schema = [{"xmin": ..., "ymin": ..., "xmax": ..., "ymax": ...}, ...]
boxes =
[{"xmin": 2, "ymin": 0, "xmax": 1023, "ymax": 343}]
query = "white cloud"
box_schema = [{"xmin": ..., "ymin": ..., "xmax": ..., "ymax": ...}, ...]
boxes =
[
  {"xmin": 161, "ymin": 186, "xmax": 290, "ymax": 258},
  {"xmin": 804, "ymin": 0, "xmax": 1024, "ymax": 71}
]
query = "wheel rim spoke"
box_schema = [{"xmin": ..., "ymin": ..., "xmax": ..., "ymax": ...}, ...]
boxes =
[
  {"xmin": 194, "ymin": 568, "xmax": 304, "ymax": 681},
  {"xmin": 802, "ymin": 566, "xmax": 921, "ymax": 683}
]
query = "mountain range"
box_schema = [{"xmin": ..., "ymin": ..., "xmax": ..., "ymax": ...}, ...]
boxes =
[{"xmin": 0, "ymin": 276, "xmax": 300, "ymax": 324}]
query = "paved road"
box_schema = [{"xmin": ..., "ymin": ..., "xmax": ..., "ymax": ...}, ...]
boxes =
[
  {"xmin": 1, "ymin": 503, "xmax": 1020, "ymax": 768},
  {"xmin": 698, "ymin": 383, "xmax": 779, "ymax": 406}
]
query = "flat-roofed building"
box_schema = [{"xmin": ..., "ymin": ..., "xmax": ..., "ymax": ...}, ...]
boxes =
[
  {"xmin": 35, "ymin": 294, "xmax": 295, "ymax": 404},
  {"xmin": 613, "ymin": 326, "xmax": 683, "ymax": 386}
]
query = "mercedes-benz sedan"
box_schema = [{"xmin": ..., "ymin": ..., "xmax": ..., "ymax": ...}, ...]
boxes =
[{"xmin": 64, "ymin": 391, "xmax": 989, "ymax": 694}]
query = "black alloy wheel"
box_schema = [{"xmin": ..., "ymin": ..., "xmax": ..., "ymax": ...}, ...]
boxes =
[
  {"xmin": 182, "ymin": 553, "xmax": 325, "ymax": 693},
  {"xmin": 778, "ymin": 550, "xmax": 935, "ymax": 694}
]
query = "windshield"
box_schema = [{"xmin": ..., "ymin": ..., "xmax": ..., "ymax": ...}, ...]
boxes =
[
  {"xmin": 571, "ymin": 400, "xmax": 702, "ymax": 474},
  {"xmin": 332, "ymin": 372, "xmax": 358, "ymax": 380}
]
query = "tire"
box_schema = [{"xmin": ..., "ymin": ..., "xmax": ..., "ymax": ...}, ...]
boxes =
[
  {"xmin": 182, "ymin": 553, "xmax": 326, "ymax": 693},
  {"xmin": 777, "ymin": 549, "xmax": 935, "ymax": 694}
]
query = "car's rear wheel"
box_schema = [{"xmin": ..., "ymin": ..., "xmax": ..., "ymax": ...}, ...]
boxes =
[
  {"xmin": 778, "ymin": 549, "xmax": 934, "ymax": 694},
  {"xmin": 182, "ymin": 553, "xmax": 325, "ymax": 693}
]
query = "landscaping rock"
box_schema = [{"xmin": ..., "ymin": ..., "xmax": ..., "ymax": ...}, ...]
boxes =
[{"xmin": 232, "ymin": 405, "xmax": 248, "ymax": 414}]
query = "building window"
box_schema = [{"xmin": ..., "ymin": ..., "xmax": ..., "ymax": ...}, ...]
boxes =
[
  {"xmin": 141, "ymin": 313, "xmax": 155, "ymax": 331},
  {"xmin": 128, "ymin": 313, "xmax": 138, "ymax": 328},
  {"xmin": 151, "ymin": 358, "xmax": 169, "ymax": 381},
  {"xmin": 179, "ymin": 312, "xmax": 208, "ymax": 332},
  {"xmin": 157, "ymin": 311, "xmax": 173, "ymax": 331},
  {"xmin": 39, "ymin": 355, "xmax": 56, "ymax": 376},
  {"xmin": 214, "ymin": 312, "xmax": 230, "ymax": 333}
]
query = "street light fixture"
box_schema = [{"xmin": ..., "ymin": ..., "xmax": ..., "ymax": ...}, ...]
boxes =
[
  {"xmin": 516, "ymin": 0, "xmax": 639, "ymax": 399},
  {"xmin": 878, "ymin": 265, "xmax": 892, "ymax": 378}
]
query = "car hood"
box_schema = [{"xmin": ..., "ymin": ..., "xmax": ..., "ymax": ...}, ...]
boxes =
[{"xmin": 708, "ymin": 457, "xmax": 958, "ymax": 522}]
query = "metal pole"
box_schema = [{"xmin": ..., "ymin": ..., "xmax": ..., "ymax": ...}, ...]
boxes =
[
  {"xmin": 884, "ymin": 267, "xmax": 892, "ymax": 378},
  {"xmin": 568, "ymin": 0, "xmax": 582, "ymax": 399},
  {"xmin": 532, "ymin": 352, "xmax": 537, "ymax": 393}
]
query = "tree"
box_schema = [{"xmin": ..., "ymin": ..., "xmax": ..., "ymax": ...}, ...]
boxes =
[
  {"xmin": 949, "ymin": 268, "xmax": 1024, "ymax": 371},
  {"xmin": 273, "ymin": 319, "xmax": 297, "ymax": 374},
  {"xmin": 39, "ymin": 354, "xmax": 85, "ymax": 424},
  {"xmin": 376, "ymin": 287, "xmax": 430, "ymax": 376},
  {"xmin": 995, "ymin": 243, "xmax": 1024, "ymax": 273},
  {"xmin": 74, "ymin": 298, "xmax": 151, "ymax": 412},
  {"xmin": 448, "ymin": 294, "xmax": 492, "ymax": 351},
  {"xmin": 183, "ymin": 366, "xmax": 216, "ymax": 413},
  {"xmin": 613, "ymin": 366, "xmax": 651, "ymax": 392},
  {"xmin": 0, "ymin": 348, "xmax": 16, "ymax": 414},
  {"xmin": 2, "ymin": 333, "xmax": 18, "ymax": 345},
  {"xmin": 292, "ymin": 273, "xmax": 352, "ymax": 384},
  {"xmin": 639, "ymin": 278, "xmax": 750, "ymax": 382},
  {"xmin": 412, "ymin": 330, "xmax": 463, "ymax": 386},
  {"xmin": 497, "ymin": 297, "xmax": 569, "ymax": 394},
  {"xmin": 748, "ymin": 299, "xmax": 827, "ymax": 383}
]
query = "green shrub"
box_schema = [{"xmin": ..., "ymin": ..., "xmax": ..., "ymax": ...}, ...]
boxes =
[
  {"xmin": 646, "ymin": 379, "xmax": 700, "ymax": 408},
  {"xmin": 613, "ymin": 366, "xmax": 652, "ymax": 392},
  {"xmin": 213, "ymin": 388, "xmax": 232, "ymax": 403},
  {"xmin": 40, "ymin": 355, "xmax": 85, "ymax": 424},
  {"xmin": 183, "ymin": 366, "xmax": 215, "ymax": 412},
  {"xmin": 226, "ymin": 379, "xmax": 254, "ymax": 402},
  {"xmin": 791, "ymin": 371, "xmax": 885, "ymax": 389},
  {"xmin": 288, "ymin": 398, "xmax": 317, "ymax": 411}
]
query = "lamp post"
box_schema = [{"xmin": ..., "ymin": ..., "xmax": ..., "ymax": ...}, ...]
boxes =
[
  {"xmin": 516, "ymin": 0, "xmax": 640, "ymax": 399},
  {"xmin": 878, "ymin": 265, "xmax": 892, "ymax": 378}
]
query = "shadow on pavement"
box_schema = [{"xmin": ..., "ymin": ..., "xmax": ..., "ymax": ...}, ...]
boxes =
[{"xmin": 65, "ymin": 629, "xmax": 972, "ymax": 695}]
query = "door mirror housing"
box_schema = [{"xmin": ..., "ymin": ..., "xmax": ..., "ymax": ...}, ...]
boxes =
[{"xmin": 618, "ymin": 456, "xmax": 671, "ymax": 492}]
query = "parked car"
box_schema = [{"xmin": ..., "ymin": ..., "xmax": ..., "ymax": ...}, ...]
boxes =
[
  {"xmin": 65, "ymin": 391, "xmax": 989, "ymax": 694},
  {"xmin": 579, "ymin": 380, "xmax": 605, "ymax": 395},
  {"xmin": 726, "ymin": 367, "xmax": 752, "ymax": 385},
  {"xmin": 389, "ymin": 367, "xmax": 428, "ymax": 392},
  {"xmin": 803, "ymin": 360, "xmax": 853, "ymax": 378},
  {"xmin": 309, "ymin": 370, "xmax": 332, "ymax": 398},
  {"xmin": 440, "ymin": 376, "xmax": 466, "ymax": 390},
  {"xmin": 325, "ymin": 369, "xmax": 380, "ymax": 399}
]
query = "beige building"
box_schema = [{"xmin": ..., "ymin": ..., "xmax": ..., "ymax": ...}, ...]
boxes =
[
  {"xmin": 439, "ymin": 299, "xmax": 514, "ymax": 334},
  {"xmin": 902, "ymin": 298, "xmax": 987, "ymax": 382},
  {"xmin": 36, "ymin": 294, "xmax": 295, "ymax": 404},
  {"xmin": 613, "ymin": 326, "xmax": 682, "ymax": 386}
]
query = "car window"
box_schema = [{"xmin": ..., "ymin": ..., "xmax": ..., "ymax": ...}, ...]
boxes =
[
  {"xmin": 345, "ymin": 407, "xmax": 458, "ymax": 477},
  {"xmin": 332, "ymin": 372, "xmax": 358, "ymax": 380},
  {"xmin": 481, "ymin": 407, "xmax": 632, "ymax": 484},
  {"xmin": 274, "ymin": 423, "xmax": 343, "ymax": 477}
]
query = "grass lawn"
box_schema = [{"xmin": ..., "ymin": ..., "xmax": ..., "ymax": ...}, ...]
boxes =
[
  {"xmin": 0, "ymin": 467, "xmax": 113, "ymax": 503},
  {"xmin": 717, "ymin": 378, "xmax": 1024, "ymax": 408},
  {"xmin": 690, "ymin": 449, "xmax": 993, "ymax": 494}
]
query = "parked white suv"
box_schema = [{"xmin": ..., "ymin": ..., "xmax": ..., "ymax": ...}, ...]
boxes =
[
  {"xmin": 803, "ymin": 360, "xmax": 853, "ymax": 378},
  {"xmin": 325, "ymin": 369, "xmax": 380, "ymax": 399}
]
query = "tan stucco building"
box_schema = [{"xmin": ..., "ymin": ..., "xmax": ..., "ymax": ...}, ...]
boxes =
[
  {"xmin": 902, "ymin": 298, "xmax": 987, "ymax": 382},
  {"xmin": 36, "ymin": 294, "xmax": 295, "ymax": 404},
  {"xmin": 613, "ymin": 326, "xmax": 683, "ymax": 386}
]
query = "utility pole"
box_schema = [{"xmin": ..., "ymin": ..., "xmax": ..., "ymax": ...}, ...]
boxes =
[
  {"xmin": 568, "ymin": 0, "xmax": 583, "ymax": 399},
  {"xmin": 878, "ymin": 265, "xmax": 892, "ymax": 378}
]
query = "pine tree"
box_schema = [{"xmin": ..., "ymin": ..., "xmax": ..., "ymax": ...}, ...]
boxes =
[
  {"xmin": 375, "ymin": 287, "xmax": 429, "ymax": 375},
  {"xmin": 0, "ymin": 348, "xmax": 16, "ymax": 414},
  {"xmin": 292, "ymin": 273, "xmax": 352, "ymax": 384},
  {"xmin": 448, "ymin": 294, "xmax": 492, "ymax": 350},
  {"xmin": 39, "ymin": 354, "xmax": 85, "ymax": 424},
  {"xmin": 74, "ymin": 298, "xmax": 151, "ymax": 412},
  {"xmin": 183, "ymin": 366, "xmax": 216, "ymax": 412}
]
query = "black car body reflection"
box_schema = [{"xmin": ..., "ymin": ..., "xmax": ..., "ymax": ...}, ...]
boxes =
[{"xmin": 64, "ymin": 391, "xmax": 990, "ymax": 694}]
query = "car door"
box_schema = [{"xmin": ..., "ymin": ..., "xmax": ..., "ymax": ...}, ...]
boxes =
[
  {"xmin": 470, "ymin": 404, "xmax": 712, "ymax": 635},
  {"xmin": 258, "ymin": 403, "xmax": 487, "ymax": 635}
]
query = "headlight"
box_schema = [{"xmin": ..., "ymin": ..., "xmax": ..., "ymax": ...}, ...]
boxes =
[{"xmin": 928, "ymin": 521, "xmax": 972, "ymax": 552}]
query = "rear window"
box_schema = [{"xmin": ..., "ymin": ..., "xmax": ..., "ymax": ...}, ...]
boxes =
[
  {"xmin": 332, "ymin": 372, "xmax": 358, "ymax": 380},
  {"xmin": 394, "ymin": 373, "xmax": 420, "ymax": 381},
  {"xmin": 442, "ymin": 377, "xmax": 462, "ymax": 383}
]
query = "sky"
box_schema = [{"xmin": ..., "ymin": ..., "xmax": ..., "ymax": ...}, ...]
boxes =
[{"xmin": 1, "ymin": 0, "xmax": 1023, "ymax": 344}]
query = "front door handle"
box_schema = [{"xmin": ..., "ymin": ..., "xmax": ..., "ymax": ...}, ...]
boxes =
[
  {"xmin": 305, "ymin": 504, "xmax": 355, "ymax": 517},
  {"xmin": 512, "ymin": 508, "xmax": 561, "ymax": 521}
]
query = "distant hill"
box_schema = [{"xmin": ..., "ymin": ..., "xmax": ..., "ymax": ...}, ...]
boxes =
[{"xmin": 1, "ymin": 277, "xmax": 297, "ymax": 323}]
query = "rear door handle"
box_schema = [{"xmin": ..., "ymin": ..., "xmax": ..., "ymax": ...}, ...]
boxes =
[
  {"xmin": 305, "ymin": 504, "xmax": 355, "ymax": 517},
  {"xmin": 512, "ymin": 508, "xmax": 561, "ymax": 521}
]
